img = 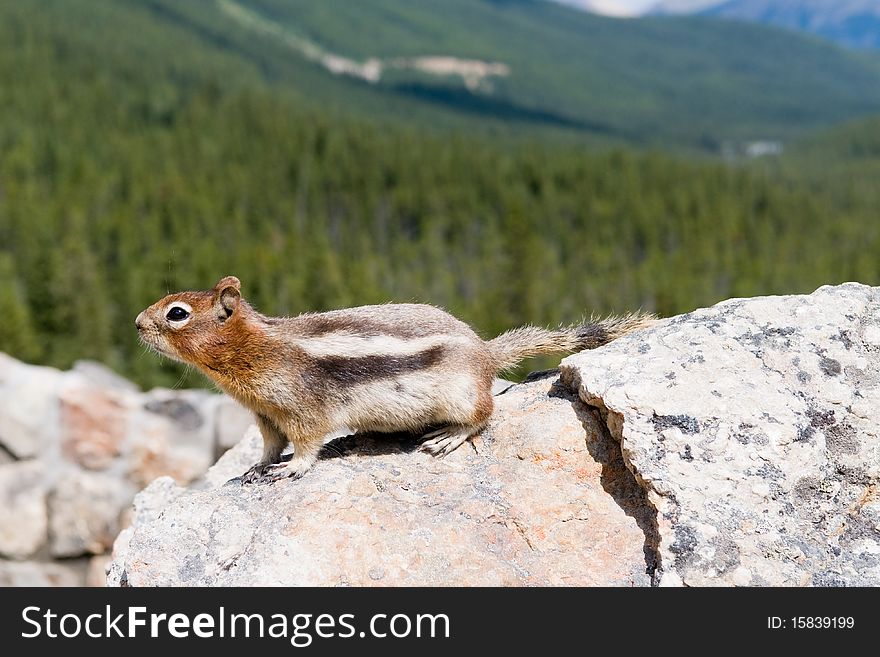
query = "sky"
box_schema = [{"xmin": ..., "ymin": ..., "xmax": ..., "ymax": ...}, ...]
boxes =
[{"xmin": 557, "ymin": 1, "xmax": 723, "ymax": 18}]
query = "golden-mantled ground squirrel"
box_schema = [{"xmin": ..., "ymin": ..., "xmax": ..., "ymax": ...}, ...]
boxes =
[{"xmin": 136, "ymin": 276, "xmax": 654, "ymax": 483}]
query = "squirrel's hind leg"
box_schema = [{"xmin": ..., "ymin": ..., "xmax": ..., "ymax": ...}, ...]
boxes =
[{"xmin": 419, "ymin": 385, "xmax": 492, "ymax": 457}]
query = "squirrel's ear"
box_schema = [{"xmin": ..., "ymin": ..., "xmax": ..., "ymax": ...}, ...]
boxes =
[
  {"xmin": 213, "ymin": 276, "xmax": 241, "ymax": 292},
  {"xmin": 214, "ymin": 277, "xmax": 241, "ymax": 321}
]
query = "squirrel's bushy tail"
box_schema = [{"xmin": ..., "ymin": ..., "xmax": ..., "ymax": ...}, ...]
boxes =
[{"xmin": 487, "ymin": 312, "xmax": 657, "ymax": 372}]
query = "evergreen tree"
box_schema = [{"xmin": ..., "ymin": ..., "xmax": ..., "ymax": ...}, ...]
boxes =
[{"xmin": 0, "ymin": 253, "xmax": 42, "ymax": 363}]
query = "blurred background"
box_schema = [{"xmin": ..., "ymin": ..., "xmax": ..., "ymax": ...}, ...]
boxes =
[
  {"xmin": 2, "ymin": 0, "xmax": 880, "ymax": 386},
  {"xmin": 2, "ymin": 0, "xmax": 880, "ymax": 587}
]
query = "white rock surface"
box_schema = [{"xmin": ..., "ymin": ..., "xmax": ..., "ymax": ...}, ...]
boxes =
[
  {"xmin": 131, "ymin": 388, "xmax": 220, "ymax": 486},
  {"xmin": 562, "ymin": 282, "xmax": 880, "ymax": 586}
]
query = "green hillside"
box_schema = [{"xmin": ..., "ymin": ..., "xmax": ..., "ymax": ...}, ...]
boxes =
[
  {"xmin": 16, "ymin": 0, "xmax": 880, "ymax": 150},
  {"xmin": 763, "ymin": 115, "xmax": 880, "ymax": 230},
  {"xmin": 220, "ymin": 0, "xmax": 880, "ymax": 146},
  {"xmin": 1, "ymin": 0, "xmax": 879, "ymax": 388},
  {"xmin": 786, "ymin": 114, "xmax": 880, "ymax": 162}
]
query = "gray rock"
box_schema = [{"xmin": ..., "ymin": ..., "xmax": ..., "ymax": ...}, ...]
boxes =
[
  {"xmin": 200, "ymin": 427, "xmax": 264, "ymax": 490},
  {"xmin": 49, "ymin": 471, "xmax": 134, "ymax": 558},
  {"xmin": 127, "ymin": 388, "xmax": 219, "ymax": 487},
  {"xmin": 561, "ymin": 282, "xmax": 880, "ymax": 586},
  {"xmin": 0, "ymin": 461, "xmax": 48, "ymax": 559},
  {"xmin": 0, "ymin": 353, "xmax": 65, "ymax": 459},
  {"xmin": 86, "ymin": 555, "xmax": 113, "ymax": 587},
  {"xmin": 107, "ymin": 476, "xmax": 186, "ymax": 587},
  {"xmin": 59, "ymin": 382, "xmax": 129, "ymax": 470}
]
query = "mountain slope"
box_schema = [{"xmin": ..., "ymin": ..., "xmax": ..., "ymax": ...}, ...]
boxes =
[
  {"xmin": 23, "ymin": 0, "xmax": 880, "ymax": 151},
  {"xmin": 206, "ymin": 0, "xmax": 880, "ymax": 147}
]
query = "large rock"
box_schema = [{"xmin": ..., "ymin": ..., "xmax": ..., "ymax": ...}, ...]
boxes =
[
  {"xmin": 561, "ymin": 282, "xmax": 880, "ymax": 586},
  {"xmin": 60, "ymin": 384, "xmax": 129, "ymax": 470},
  {"xmin": 86, "ymin": 555, "xmax": 113, "ymax": 587},
  {"xmin": 108, "ymin": 379, "xmax": 653, "ymax": 586}
]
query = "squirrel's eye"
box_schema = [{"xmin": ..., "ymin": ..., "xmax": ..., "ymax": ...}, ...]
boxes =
[{"xmin": 166, "ymin": 306, "xmax": 190, "ymax": 322}]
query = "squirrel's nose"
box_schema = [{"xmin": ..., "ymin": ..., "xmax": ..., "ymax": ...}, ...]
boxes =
[{"xmin": 135, "ymin": 311, "xmax": 145, "ymax": 330}]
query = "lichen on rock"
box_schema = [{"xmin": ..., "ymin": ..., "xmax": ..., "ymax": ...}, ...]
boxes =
[{"xmin": 562, "ymin": 282, "xmax": 880, "ymax": 586}]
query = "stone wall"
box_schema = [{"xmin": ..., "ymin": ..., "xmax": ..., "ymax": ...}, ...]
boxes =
[{"xmin": 0, "ymin": 354, "xmax": 252, "ymax": 585}]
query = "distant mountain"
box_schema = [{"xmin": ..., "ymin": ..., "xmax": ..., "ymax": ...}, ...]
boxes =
[
  {"xmin": 561, "ymin": 1, "xmax": 880, "ymax": 51},
  {"xmin": 659, "ymin": 0, "xmax": 880, "ymax": 50}
]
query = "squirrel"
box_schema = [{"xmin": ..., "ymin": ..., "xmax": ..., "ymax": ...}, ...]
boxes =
[{"xmin": 136, "ymin": 276, "xmax": 655, "ymax": 483}]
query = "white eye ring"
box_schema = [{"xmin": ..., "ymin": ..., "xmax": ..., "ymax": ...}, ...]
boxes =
[{"xmin": 164, "ymin": 302, "xmax": 193, "ymax": 328}]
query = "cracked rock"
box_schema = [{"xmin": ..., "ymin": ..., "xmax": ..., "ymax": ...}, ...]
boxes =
[{"xmin": 561, "ymin": 282, "xmax": 880, "ymax": 586}]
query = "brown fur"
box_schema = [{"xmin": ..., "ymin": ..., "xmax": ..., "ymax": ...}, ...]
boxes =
[{"xmin": 136, "ymin": 276, "xmax": 655, "ymax": 483}]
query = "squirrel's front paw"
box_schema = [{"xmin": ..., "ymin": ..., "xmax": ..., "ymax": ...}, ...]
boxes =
[
  {"xmin": 235, "ymin": 455, "xmax": 315, "ymax": 485},
  {"xmin": 261, "ymin": 458, "xmax": 313, "ymax": 483}
]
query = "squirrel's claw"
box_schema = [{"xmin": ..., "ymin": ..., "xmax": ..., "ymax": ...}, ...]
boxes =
[
  {"xmin": 261, "ymin": 462, "xmax": 297, "ymax": 482},
  {"xmin": 235, "ymin": 455, "xmax": 315, "ymax": 485},
  {"xmin": 236, "ymin": 462, "xmax": 276, "ymax": 485},
  {"xmin": 419, "ymin": 426, "xmax": 473, "ymax": 457}
]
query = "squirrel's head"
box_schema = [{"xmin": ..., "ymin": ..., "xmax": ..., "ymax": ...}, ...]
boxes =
[{"xmin": 135, "ymin": 276, "xmax": 244, "ymax": 366}]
